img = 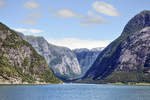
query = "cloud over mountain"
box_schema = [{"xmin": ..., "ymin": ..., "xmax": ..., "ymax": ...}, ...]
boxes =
[
  {"xmin": 15, "ymin": 28, "xmax": 44, "ymax": 34},
  {"xmin": 48, "ymin": 38, "xmax": 111, "ymax": 49}
]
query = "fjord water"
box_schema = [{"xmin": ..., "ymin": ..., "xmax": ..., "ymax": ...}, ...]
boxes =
[{"xmin": 0, "ymin": 84, "xmax": 150, "ymax": 100}]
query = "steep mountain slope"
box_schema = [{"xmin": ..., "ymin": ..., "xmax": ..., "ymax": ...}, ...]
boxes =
[
  {"xmin": 83, "ymin": 10, "xmax": 150, "ymax": 83},
  {"xmin": 73, "ymin": 47, "xmax": 103, "ymax": 76},
  {"xmin": 18, "ymin": 34, "xmax": 81, "ymax": 81},
  {"xmin": 0, "ymin": 22, "xmax": 61, "ymax": 84}
]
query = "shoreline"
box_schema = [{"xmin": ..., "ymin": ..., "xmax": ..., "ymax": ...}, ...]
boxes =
[
  {"xmin": 107, "ymin": 82, "xmax": 150, "ymax": 86},
  {"xmin": 0, "ymin": 82, "xmax": 150, "ymax": 86},
  {"xmin": 0, "ymin": 80, "xmax": 63, "ymax": 85}
]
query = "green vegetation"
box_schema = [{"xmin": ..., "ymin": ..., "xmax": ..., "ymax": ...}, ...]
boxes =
[
  {"xmin": 135, "ymin": 83, "xmax": 150, "ymax": 85},
  {"xmin": 0, "ymin": 55, "xmax": 36, "ymax": 83},
  {"xmin": 103, "ymin": 71, "xmax": 150, "ymax": 84},
  {"xmin": 22, "ymin": 57, "xmax": 29, "ymax": 67},
  {"xmin": 0, "ymin": 22, "xmax": 61, "ymax": 84},
  {"xmin": 108, "ymin": 82, "xmax": 150, "ymax": 86}
]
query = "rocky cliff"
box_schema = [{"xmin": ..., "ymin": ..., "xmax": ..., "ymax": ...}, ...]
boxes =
[
  {"xmin": 0, "ymin": 22, "xmax": 61, "ymax": 84},
  {"xmin": 73, "ymin": 47, "xmax": 103, "ymax": 76},
  {"xmin": 18, "ymin": 34, "xmax": 81, "ymax": 81},
  {"xmin": 83, "ymin": 10, "xmax": 150, "ymax": 83}
]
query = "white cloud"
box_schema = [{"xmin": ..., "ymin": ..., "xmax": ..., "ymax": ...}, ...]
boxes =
[
  {"xmin": 0, "ymin": 0, "xmax": 5, "ymax": 7},
  {"xmin": 23, "ymin": 1, "xmax": 39, "ymax": 10},
  {"xmin": 15, "ymin": 28, "xmax": 44, "ymax": 34},
  {"xmin": 80, "ymin": 11, "xmax": 108, "ymax": 26},
  {"xmin": 48, "ymin": 38, "xmax": 111, "ymax": 49},
  {"xmin": 88, "ymin": 11, "xmax": 95, "ymax": 16},
  {"xmin": 28, "ymin": 12, "xmax": 42, "ymax": 18},
  {"xmin": 51, "ymin": 8, "xmax": 107, "ymax": 26},
  {"xmin": 52, "ymin": 8, "xmax": 81, "ymax": 18},
  {"xmin": 92, "ymin": 1, "xmax": 120, "ymax": 16},
  {"xmin": 21, "ymin": 19, "xmax": 37, "ymax": 25},
  {"xmin": 80, "ymin": 17, "xmax": 107, "ymax": 26}
]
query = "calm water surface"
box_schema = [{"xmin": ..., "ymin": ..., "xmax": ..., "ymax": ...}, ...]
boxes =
[{"xmin": 0, "ymin": 84, "xmax": 150, "ymax": 100}]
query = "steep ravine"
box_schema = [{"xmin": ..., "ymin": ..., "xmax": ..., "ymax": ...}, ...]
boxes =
[
  {"xmin": 17, "ymin": 34, "xmax": 82, "ymax": 81},
  {"xmin": 73, "ymin": 48, "xmax": 103, "ymax": 76}
]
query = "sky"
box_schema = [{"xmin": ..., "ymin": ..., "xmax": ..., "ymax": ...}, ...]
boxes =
[{"xmin": 0, "ymin": 0, "xmax": 150, "ymax": 49}]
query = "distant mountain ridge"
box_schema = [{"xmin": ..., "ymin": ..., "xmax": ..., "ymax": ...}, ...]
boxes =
[
  {"xmin": 17, "ymin": 33, "xmax": 82, "ymax": 81},
  {"xmin": 83, "ymin": 10, "xmax": 150, "ymax": 84},
  {"xmin": 17, "ymin": 32, "xmax": 105, "ymax": 81},
  {"xmin": 73, "ymin": 48, "xmax": 103, "ymax": 76}
]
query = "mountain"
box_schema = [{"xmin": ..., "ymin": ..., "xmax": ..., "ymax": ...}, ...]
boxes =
[
  {"xmin": 0, "ymin": 22, "xmax": 61, "ymax": 84},
  {"xmin": 73, "ymin": 47, "xmax": 103, "ymax": 76},
  {"xmin": 83, "ymin": 10, "xmax": 150, "ymax": 84},
  {"xmin": 17, "ymin": 34, "xmax": 81, "ymax": 81}
]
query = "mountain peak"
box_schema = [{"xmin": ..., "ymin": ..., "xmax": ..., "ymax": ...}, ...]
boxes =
[
  {"xmin": 122, "ymin": 10, "xmax": 150, "ymax": 35},
  {"xmin": 140, "ymin": 10, "xmax": 150, "ymax": 14},
  {"xmin": 83, "ymin": 10, "xmax": 150, "ymax": 83}
]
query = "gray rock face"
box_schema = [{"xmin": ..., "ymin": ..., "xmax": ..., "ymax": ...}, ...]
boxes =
[
  {"xmin": 83, "ymin": 10, "xmax": 150, "ymax": 83},
  {"xmin": 19, "ymin": 35, "xmax": 81, "ymax": 81},
  {"xmin": 117, "ymin": 27, "xmax": 150, "ymax": 72},
  {"xmin": 73, "ymin": 47, "xmax": 103, "ymax": 76}
]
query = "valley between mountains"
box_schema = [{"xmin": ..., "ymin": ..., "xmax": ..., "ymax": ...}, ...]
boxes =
[{"xmin": 1, "ymin": 10, "xmax": 150, "ymax": 84}]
